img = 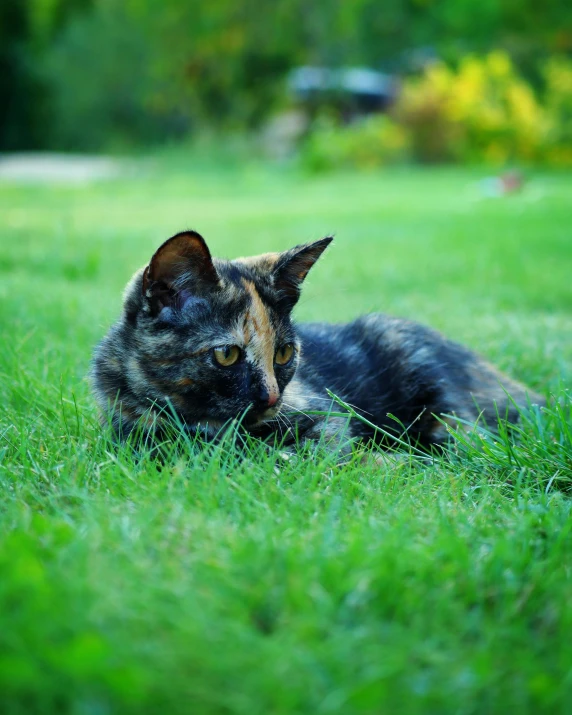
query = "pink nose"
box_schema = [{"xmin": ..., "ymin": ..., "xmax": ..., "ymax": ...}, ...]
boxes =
[{"xmin": 267, "ymin": 393, "xmax": 279, "ymax": 408}]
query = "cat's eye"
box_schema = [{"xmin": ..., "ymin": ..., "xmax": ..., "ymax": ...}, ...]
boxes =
[
  {"xmin": 213, "ymin": 345, "xmax": 241, "ymax": 367},
  {"xmin": 275, "ymin": 343, "xmax": 295, "ymax": 366}
]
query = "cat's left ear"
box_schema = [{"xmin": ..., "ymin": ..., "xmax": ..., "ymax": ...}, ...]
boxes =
[{"xmin": 273, "ymin": 237, "xmax": 333, "ymax": 309}]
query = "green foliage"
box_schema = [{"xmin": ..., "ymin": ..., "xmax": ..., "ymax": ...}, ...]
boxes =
[
  {"xmin": 0, "ymin": 158, "xmax": 571, "ymax": 711},
  {"xmin": 6, "ymin": 0, "xmax": 572, "ymax": 149},
  {"xmin": 301, "ymin": 115, "xmax": 410, "ymax": 172},
  {"xmin": 41, "ymin": 0, "xmax": 300, "ymax": 148},
  {"xmin": 42, "ymin": 4, "xmax": 185, "ymax": 150}
]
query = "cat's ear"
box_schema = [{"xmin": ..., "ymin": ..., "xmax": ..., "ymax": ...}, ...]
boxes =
[
  {"xmin": 273, "ymin": 237, "xmax": 332, "ymax": 308},
  {"xmin": 141, "ymin": 231, "xmax": 219, "ymax": 314}
]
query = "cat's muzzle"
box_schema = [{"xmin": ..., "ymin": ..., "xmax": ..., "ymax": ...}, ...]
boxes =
[{"xmin": 245, "ymin": 401, "xmax": 282, "ymax": 426}]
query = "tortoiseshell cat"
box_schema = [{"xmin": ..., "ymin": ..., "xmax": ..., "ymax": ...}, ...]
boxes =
[{"xmin": 92, "ymin": 231, "xmax": 543, "ymax": 451}]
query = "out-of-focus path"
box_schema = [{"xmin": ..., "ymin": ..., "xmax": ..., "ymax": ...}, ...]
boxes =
[{"xmin": 0, "ymin": 153, "xmax": 124, "ymax": 183}]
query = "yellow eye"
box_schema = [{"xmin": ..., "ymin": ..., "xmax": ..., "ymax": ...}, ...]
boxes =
[
  {"xmin": 275, "ymin": 343, "xmax": 295, "ymax": 366},
  {"xmin": 213, "ymin": 345, "xmax": 241, "ymax": 367}
]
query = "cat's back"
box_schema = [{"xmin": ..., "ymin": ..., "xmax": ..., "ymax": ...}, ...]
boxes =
[
  {"xmin": 295, "ymin": 314, "xmax": 429, "ymax": 413},
  {"xmin": 296, "ymin": 313, "xmax": 543, "ymax": 432},
  {"xmin": 297, "ymin": 313, "xmax": 442, "ymax": 376}
]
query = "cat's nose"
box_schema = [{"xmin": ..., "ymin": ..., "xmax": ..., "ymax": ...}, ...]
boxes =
[{"xmin": 256, "ymin": 386, "xmax": 279, "ymax": 409}]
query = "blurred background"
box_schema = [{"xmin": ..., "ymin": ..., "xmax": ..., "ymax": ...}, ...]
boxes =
[{"xmin": 1, "ymin": 0, "xmax": 571, "ymax": 168}]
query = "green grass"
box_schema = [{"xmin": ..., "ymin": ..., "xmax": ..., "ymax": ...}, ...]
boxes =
[{"xmin": 1, "ymin": 157, "xmax": 571, "ymax": 714}]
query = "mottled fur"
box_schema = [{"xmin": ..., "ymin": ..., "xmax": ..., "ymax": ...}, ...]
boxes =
[{"xmin": 92, "ymin": 231, "xmax": 544, "ymax": 451}]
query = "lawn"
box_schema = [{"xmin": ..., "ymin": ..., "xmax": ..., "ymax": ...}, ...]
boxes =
[{"xmin": 1, "ymin": 156, "xmax": 571, "ymax": 714}]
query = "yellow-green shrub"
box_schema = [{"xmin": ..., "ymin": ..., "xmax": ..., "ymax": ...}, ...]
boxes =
[
  {"xmin": 301, "ymin": 115, "xmax": 410, "ymax": 172},
  {"xmin": 300, "ymin": 54, "xmax": 572, "ymax": 171},
  {"xmin": 542, "ymin": 57, "xmax": 572, "ymax": 166},
  {"xmin": 396, "ymin": 52, "xmax": 550, "ymax": 166}
]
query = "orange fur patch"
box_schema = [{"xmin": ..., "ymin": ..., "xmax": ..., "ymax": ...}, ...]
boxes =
[
  {"xmin": 175, "ymin": 377, "xmax": 194, "ymax": 387},
  {"xmin": 234, "ymin": 252, "xmax": 280, "ymax": 270},
  {"xmin": 241, "ymin": 280, "xmax": 279, "ymax": 401}
]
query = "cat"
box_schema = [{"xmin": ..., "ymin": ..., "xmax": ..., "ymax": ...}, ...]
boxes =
[{"xmin": 92, "ymin": 230, "xmax": 544, "ymax": 452}]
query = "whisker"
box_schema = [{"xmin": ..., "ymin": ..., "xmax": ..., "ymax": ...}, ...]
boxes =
[
  {"xmin": 283, "ymin": 395, "xmax": 373, "ymax": 418},
  {"xmin": 281, "ymin": 402, "xmax": 317, "ymax": 422}
]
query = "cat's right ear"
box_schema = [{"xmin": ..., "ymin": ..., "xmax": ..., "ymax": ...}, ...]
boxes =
[
  {"xmin": 141, "ymin": 231, "xmax": 219, "ymax": 315},
  {"xmin": 272, "ymin": 236, "xmax": 333, "ymax": 309}
]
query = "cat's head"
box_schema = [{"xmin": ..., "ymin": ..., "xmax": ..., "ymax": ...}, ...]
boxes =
[{"xmin": 115, "ymin": 230, "xmax": 332, "ymax": 430}]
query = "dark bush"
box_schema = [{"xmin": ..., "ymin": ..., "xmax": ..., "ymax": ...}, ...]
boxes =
[{"xmin": 0, "ymin": 0, "xmax": 44, "ymax": 149}]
